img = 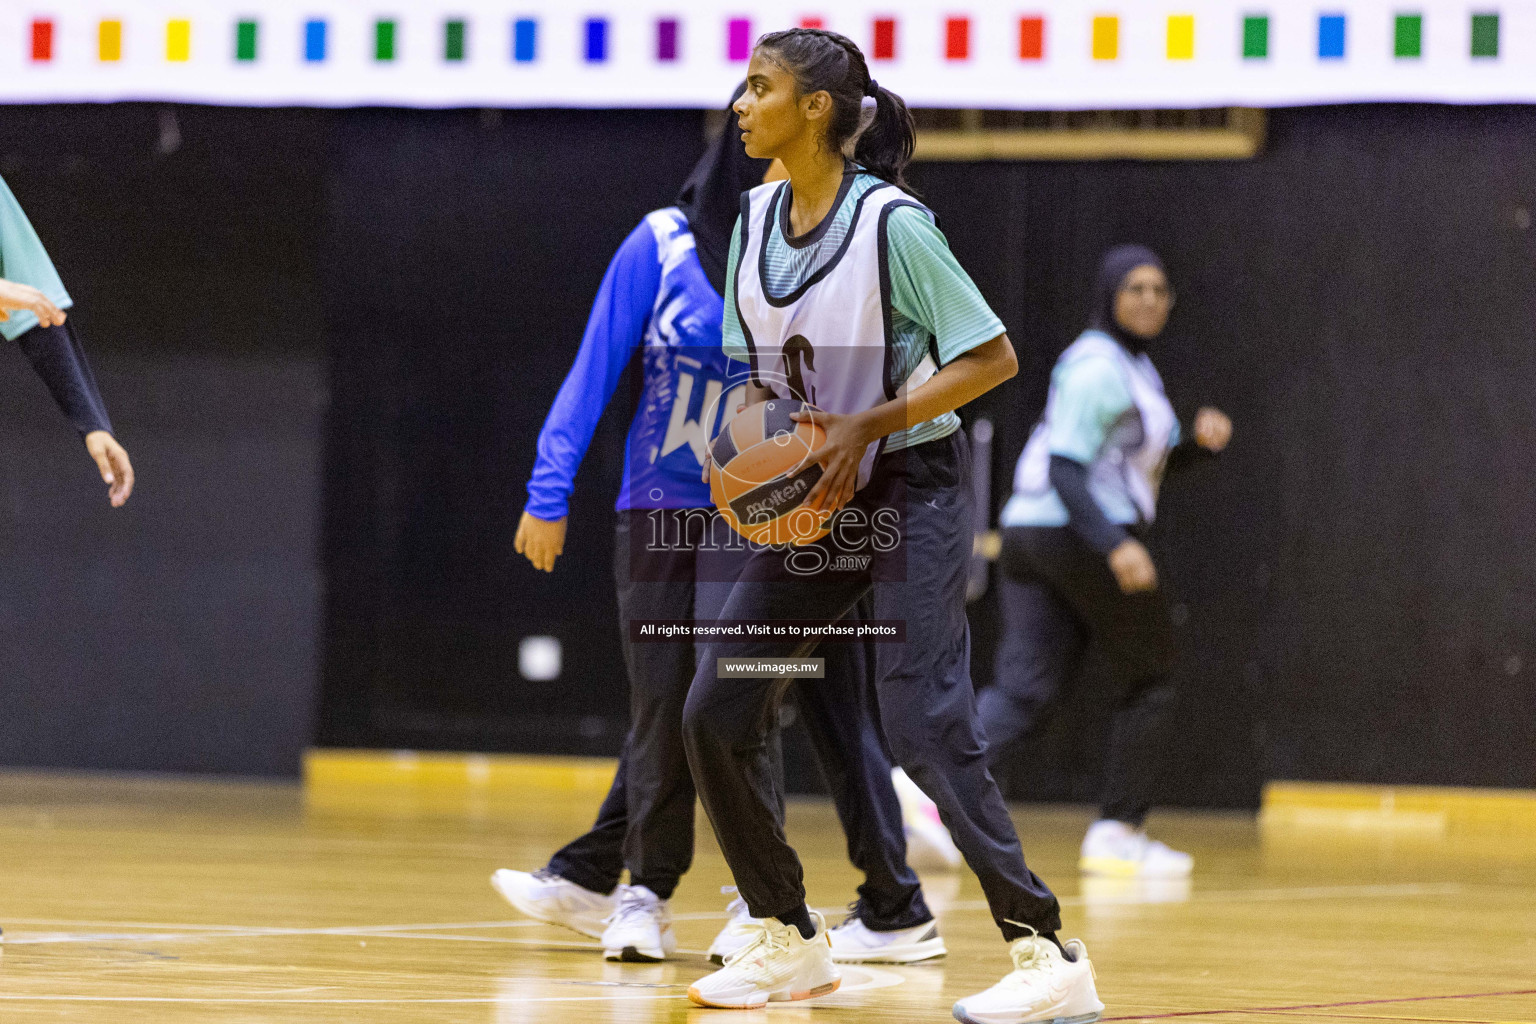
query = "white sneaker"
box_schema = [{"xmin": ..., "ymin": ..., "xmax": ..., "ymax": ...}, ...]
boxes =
[
  {"xmin": 687, "ymin": 911, "xmax": 841, "ymax": 1009},
  {"xmin": 893, "ymin": 767, "xmax": 963, "ymax": 871},
  {"xmin": 1078, "ymin": 820, "xmax": 1193, "ymax": 878},
  {"xmin": 829, "ymin": 914, "xmax": 947, "ymax": 963},
  {"xmin": 490, "ymin": 867, "xmax": 615, "ymax": 940},
  {"xmin": 707, "ymin": 887, "xmax": 762, "ymax": 965},
  {"xmin": 952, "ymin": 934, "xmax": 1104, "ymax": 1024},
  {"xmin": 600, "ymin": 884, "xmax": 677, "ymax": 962}
]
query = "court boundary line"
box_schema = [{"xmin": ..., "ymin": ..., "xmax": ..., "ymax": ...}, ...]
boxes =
[
  {"xmin": 941, "ymin": 882, "xmax": 1464, "ymax": 914},
  {"xmin": 0, "ymin": 993, "xmax": 681, "ymax": 1004},
  {"xmin": 0, "ymin": 965, "xmax": 905, "ymax": 1004},
  {"xmin": 2, "ymin": 881, "xmax": 1464, "ymax": 947}
]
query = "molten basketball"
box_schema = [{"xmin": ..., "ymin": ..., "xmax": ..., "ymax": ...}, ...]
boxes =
[{"xmin": 709, "ymin": 398, "xmax": 832, "ymax": 546}]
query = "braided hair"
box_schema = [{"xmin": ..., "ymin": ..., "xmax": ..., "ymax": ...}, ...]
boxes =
[{"xmin": 754, "ymin": 27, "xmax": 917, "ymax": 192}]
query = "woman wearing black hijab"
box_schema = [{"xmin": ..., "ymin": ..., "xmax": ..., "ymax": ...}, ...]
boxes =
[
  {"xmin": 492, "ymin": 87, "xmax": 942, "ymax": 967},
  {"xmin": 983, "ymin": 245, "xmax": 1232, "ymax": 878}
]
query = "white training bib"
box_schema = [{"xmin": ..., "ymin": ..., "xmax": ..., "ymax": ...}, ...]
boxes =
[
  {"xmin": 732, "ymin": 178, "xmax": 932, "ymax": 491},
  {"xmin": 1011, "ymin": 331, "xmax": 1179, "ymax": 524}
]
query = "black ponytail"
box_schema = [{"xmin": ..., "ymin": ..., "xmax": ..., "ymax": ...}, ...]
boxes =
[
  {"xmin": 755, "ymin": 27, "xmax": 918, "ymax": 193},
  {"xmin": 855, "ymin": 86, "xmax": 916, "ymax": 192}
]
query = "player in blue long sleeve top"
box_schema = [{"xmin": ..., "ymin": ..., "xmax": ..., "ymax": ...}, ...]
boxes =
[
  {"xmin": 522, "ymin": 210, "xmax": 733, "ymax": 524},
  {"xmin": 493, "ymin": 87, "xmax": 940, "ymax": 967}
]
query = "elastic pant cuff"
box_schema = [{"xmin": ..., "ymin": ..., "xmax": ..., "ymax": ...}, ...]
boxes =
[
  {"xmin": 856, "ymin": 890, "xmax": 934, "ymax": 931},
  {"xmin": 749, "ymin": 895, "xmax": 813, "ymax": 923},
  {"xmin": 629, "ymin": 876, "xmax": 680, "ymax": 901},
  {"xmin": 544, "ymin": 858, "xmax": 619, "ymax": 897},
  {"xmin": 1000, "ymin": 916, "xmax": 1063, "ymax": 943},
  {"xmin": 1098, "ymin": 808, "xmax": 1149, "ymax": 829}
]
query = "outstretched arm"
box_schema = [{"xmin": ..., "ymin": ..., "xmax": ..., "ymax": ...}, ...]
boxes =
[
  {"xmin": 518, "ymin": 221, "xmax": 660, "ymax": 572},
  {"xmin": 7, "ymin": 286, "xmax": 134, "ymax": 507}
]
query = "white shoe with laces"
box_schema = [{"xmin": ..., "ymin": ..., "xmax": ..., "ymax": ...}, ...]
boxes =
[
  {"xmin": 892, "ymin": 767, "xmax": 964, "ymax": 871},
  {"xmin": 687, "ymin": 911, "xmax": 841, "ymax": 1009},
  {"xmin": 490, "ymin": 867, "xmax": 615, "ymax": 939},
  {"xmin": 600, "ymin": 884, "xmax": 676, "ymax": 962},
  {"xmin": 1078, "ymin": 819, "xmax": 1193, "ymax": 878},
  {"xmin": 952, "ymin": 932, "xmax": 1104, "ymax": 1024},
  {"xmin": 829, "ymin": 913, "xmax": 947, "ymax": 963},
  {"xmin": 707, "ymin": 887, "xmax": 761, "ymax": 965}
]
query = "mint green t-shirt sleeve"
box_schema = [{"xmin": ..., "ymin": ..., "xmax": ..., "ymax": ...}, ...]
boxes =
[
  {"xmin": 0, "ymin": 175, "xmax": 73, "ymax": 343},
  {"xmin": 721, "ymin": 216, "xmax": 750, "ymax": 364},
  {"xmin": 1046, "ymin": 355, "xmax": 1134, "ymax": 463},
  {"xmin": 885, "ymin": 206, "xmax": 1005, "ymax": 365}
]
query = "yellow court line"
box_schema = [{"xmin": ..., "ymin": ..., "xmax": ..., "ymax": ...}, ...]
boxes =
[
  {"xmin": 305, "ymin": 748, "xmax": 619, "ymax": 793},
  {"xmin": 1263, "ymin": 781, "xmax": 1536, "ymax": 830},
  {"xmin": 309, "ymin": 752, "xmax": 1536, "ymax": 834}
]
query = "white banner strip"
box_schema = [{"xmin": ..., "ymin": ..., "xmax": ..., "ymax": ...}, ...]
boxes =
[{"xmin": 2, "ymin": 1, "xmax": 1535, "ymax": 109}]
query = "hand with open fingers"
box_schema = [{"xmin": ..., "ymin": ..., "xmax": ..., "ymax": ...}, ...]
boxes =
[
  {"xmin": 84, "ymin": 431, "xmax": 134, "ymax": 507},
  {"xmin": 1108, "ymin": 538, "xmax": 1158, "ymax": 594},
  {"xmin": 791, "ymin": 408, "xmax": 870, "ymax": 515},
  {"xmin": 1193, "ymin": 406, "xmax": 1232, "ymax": 453},
  {"xmin": 515, "ymin": 511, "xmax": 568, "ymax": 573},
  {"xmin": 0, "ymin": 279, "xmax": 67, "ymax": 328}
]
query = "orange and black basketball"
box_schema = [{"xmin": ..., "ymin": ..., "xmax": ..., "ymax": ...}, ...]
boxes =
[{"xmin": 708, "ymin": 398, "xmax": 832, "ymax": 546}]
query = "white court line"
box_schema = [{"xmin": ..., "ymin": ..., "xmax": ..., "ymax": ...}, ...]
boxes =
[
  {"xmin": 329, "ymin": 931, "xmax": 728, "ymax": 957},
  {"xmin": 4, "ymin": 919, "xmax": 577, "ymax": 946},
  {"xmin": 10, "ymin": 928, "xmax": 704, "ymax": 959},
  {"xmin": 6, "ymin": 930, "xmax": 605, "ymax": 947},
  {"xmin": 0, "ymin": 994, "xmax": 680, "ymax": 1004},
  {"xmin": 4, "ymin": 910, "xmax": 736, "ymax": 935},
  {"xmin": 0, "ymin": 966, "xmax": 905, "ymax": 1004},
  {"xmin": 1076, "ymin": 881, "xmax": 1465, "ymax": 904},
  {"xmin": 3, "ymin": 882, "xmax": 1460, "ymax": 947},
  {"xmin": 3, "ymin": 909, "xmax": 767, "ymax": 947},
  {"xmin": 935, "ymin": 881, "xmax": 1463, "ymax": 914},
  {"xmin": 1, "ymin": 917, "xmax": 552, "ymax": 932}
]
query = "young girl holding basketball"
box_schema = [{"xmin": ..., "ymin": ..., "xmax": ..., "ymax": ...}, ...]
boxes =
[
  {"xmin": 684, "ymin": 29, "xmax": 1104, "ymax": 1022},
  {"xmin": 494, "ymin": 85, "xmax": 944, "ymax": 968}
]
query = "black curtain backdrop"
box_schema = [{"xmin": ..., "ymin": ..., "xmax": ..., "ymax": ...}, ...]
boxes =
[
  {"xmin": 2, "ymin": 102, "xmax": 1532, "ymax": 800},
  {"xmin": 0, "ymin": 105, "xmax": 327, "ymax": 775},
  {"xmin": 320, "ymin": 103, "xmax": 1536, "ymax": 806},
  {"xmin": 964, "ymin": 105, "xmax": 1536, "ymax": 803},
  {"xmin": 319, "ymin": 108, "xmax": 705, "ymax": 756}
]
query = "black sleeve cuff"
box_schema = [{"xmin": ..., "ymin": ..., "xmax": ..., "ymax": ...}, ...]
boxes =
[
  {"xmin": 1049, "ymin": 454, "xmax": 1130, "ymax": 555},
  {"xmin": 16, "ymin": 320, "xmax": 114, "ymax": 439}
]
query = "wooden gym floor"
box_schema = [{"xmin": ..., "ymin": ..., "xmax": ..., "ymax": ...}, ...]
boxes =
[{"xmin": 0, "ymin": 768, "xmax": 1532, "ymax": 1023}]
